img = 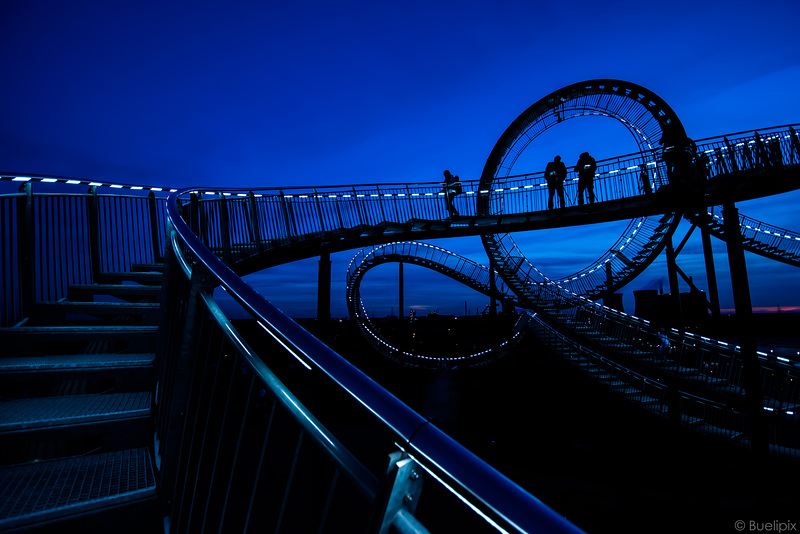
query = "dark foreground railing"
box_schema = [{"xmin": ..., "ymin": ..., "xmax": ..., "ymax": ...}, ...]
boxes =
[{"xmin": 155, "ymin": 188, "xmax": 586, "ymax": 533}]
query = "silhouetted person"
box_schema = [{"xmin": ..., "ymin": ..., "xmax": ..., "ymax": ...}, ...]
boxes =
[
  {"xmin": 575, "ymin": 152, "xmax": 596, "ymax": 205},
  {"xmin": 659, "ymin": 127, "xmax": 692, "ymax": 185},
  {"xmin": 442, "ymin": 169, "xmax": 460, "ymax": 217},
  {"xmin": 545, "ymin": 155, "xmax": 567, "ymax": 209},
  {"xmin": 639, "ymin": 164, "xmax": 652, "ymax": 194}
]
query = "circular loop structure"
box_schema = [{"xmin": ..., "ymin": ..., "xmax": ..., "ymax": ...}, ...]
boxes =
[
  {"xmin": 346, "ymin": 242, "xmax": 527, "ymax": 369},
  {"xmin": 479, "ymin": 79, "xmax": 687, "ymax": 301}
]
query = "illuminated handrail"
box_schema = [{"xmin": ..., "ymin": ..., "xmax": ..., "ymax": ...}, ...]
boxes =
[{"xmin": 161, "ymin": 187, "xmax": 586, "ymax": 533}]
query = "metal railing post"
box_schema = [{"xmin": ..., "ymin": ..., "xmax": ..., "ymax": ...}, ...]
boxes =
[
  {"xmin": 87, "ymin": 185, "xmax": 101, "ymax": 282},
  {"xmin": 247, "ymin": 191, "xmax": 264, "ymax": 252},
  {"xmin": 353, "ymin": 187, "xmax": 365, "ymax": 227},
  {"xmin": 148, "ymin": 190, "xmax": 163, "ymax": 263},
  {"xmin": 157, "ymin": 252, "xmax": 215, "ymax": 524},
  {"xmin": 313, "ymin": 189, "xmax": 327, "ymax": 233},
  {"xmin": 17, "ymin": 181, "xmax": 36, "ymax": 319},
  {"xmin": 217, "ymin": 192, "xmax": 232, "ymax": 264},
  {"xmin": 279, "ymin": 190, "xmax": 295, "ymax": 240},
  {"xmin": 369, "ymin": 451, "xmax": 428, "ymax": 534}
]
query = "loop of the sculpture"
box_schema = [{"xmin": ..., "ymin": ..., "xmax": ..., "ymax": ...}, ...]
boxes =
[
  {"xmin": 346, "ymin": 243, "xmax": 525, "ymax": 369},
  {"xmin": 479, "ymin": 79, "xmax": 687, "ymax": 299}
]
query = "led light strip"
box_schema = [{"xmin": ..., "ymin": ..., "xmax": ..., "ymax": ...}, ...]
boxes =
[{"xmin": 2, "ymin": 174, "xmax": 176, "ymax": 192}]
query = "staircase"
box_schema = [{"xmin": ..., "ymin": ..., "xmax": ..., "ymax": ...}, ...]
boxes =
[{"xmin": 0, "ymin": 264, "xmax": 163, "ymax": 533}]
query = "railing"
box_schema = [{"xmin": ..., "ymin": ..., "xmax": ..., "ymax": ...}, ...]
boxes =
[
  {"xmin": 695, "ymin": 210, "xmax": 800, "ymax": 265},
  {"xmin": 0, "ymin": 180, "xmax": 168, "ymax": 326},
  {"xmin": 170, "ymin": 127, "xmax": 797, "ymax": 269},
  {"xmin": 519, "ymin": 282, "xmax": 800, "ymax": 457},
  {"xmin": 157, "ymin": 188, "xmax": 586, "ymax": 533},
  {"xmin": 526, "ymin": 312, "xmax": 759, "ymax": 447}
]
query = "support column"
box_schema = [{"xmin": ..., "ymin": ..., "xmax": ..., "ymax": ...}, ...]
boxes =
[
  {"xmin": 17, "ymin": 182, "xmax": 35, "ymax": 318},
  {"xmin": 665, "ymin": 239, "xmax": 682, "ymax": 322},
  {"xmin": 722, "ymin": 201, "xmax": 766, "ymax": 455},
  {"xmin": 489, "ymin": 258, "xmax": 498, "ymax": 317},
  {"xmin": 317, "ymin": 252, "xmax": 331, "ymax": 322},
  {"xmin": 700, "ymin": 223, "xmax": 721, "ymax": 320},
  {"xmin": 398, "ymin": 261, "xmax": 404, "ymax": 319},
  {"xmin": 87, "ymin": 186, "xmax": 101, "ymax": 282}
]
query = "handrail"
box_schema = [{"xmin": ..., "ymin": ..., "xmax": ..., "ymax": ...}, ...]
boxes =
[{"xmin": 165, "ymin": 187, "xmax": 586, "ymax": 533}]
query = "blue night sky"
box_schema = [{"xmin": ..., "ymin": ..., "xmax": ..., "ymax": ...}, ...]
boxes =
[{"xmin": 2, "ymin": 0, "xmax": 799, "ymax": 318}]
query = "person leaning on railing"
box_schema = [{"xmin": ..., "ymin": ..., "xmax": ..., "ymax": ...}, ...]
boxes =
[{"xmin": 442, "ymin": 169, "xmax": 461, "ymax": 217}]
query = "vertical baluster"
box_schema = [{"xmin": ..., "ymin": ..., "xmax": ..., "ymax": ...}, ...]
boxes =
[
  {"xmin": 317, "ymin": 469, "xmax": 340, "ymax": 533},
  {"xmin": 148, "ymin": 191, "xmax": 163, "ymax": 262},
  {"xmin": 244, "ymin": 400, "xmax": 277, "ymax": 533},
  {"xmin": 275, "ymin": 429, "xmax": 305, "ymax": 532},
  {"xmin": 219, "ymin": 374, "xmax": 256, "ymax": 532},
  {"xmin": 17, "ymin": 182, "xmax": 35, "ymax": 317},
  {"xmin": 86, "ymin": 186, "xmax": 101, "ymax": 282},
  {"xmin": 218, "ymin": 192, "xmax": 232, "ymax": 264},
  {"xmin": 247, "ymin": 191, "xmax": 264, "ymax": 252},
  {"xmin": 313, "ymin": 189, "xmax": 326, "ymax": 234},
  {"xmin": 201, "ymin": 343, "xmax": 240, "ymax": 531}
]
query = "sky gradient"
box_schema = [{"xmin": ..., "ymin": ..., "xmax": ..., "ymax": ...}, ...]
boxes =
[{"xmin": 2, "ymin": 0, "xmax": 799, "ymax": 318}]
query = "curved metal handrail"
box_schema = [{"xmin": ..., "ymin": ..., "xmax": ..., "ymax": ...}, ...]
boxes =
[{"xmin": 165, "ymin": 188, "xmax": 586, "ymax": 533}]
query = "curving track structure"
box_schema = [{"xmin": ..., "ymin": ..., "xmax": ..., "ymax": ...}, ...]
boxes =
[
  {"xmin": 2, "ymin": 79, "xmax": 800, "ymax": 532},
  {"xmin": 340, "ymin": 80, "xmax": 800, "ymax": 457},
  {"xmin": 345, "ymin": 241, "xmax": 526, "ymax": 367}
]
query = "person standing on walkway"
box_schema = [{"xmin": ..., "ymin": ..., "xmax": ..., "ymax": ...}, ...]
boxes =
[
  {"xmin": 639, "ymin": 164, "xmax": 653, "ymax": 194},
  {"xmin": 442, "ymin": 169, "xmax": 460, "ymax": 217},
  {"xmin": 575, "ymin": 152, "xmax": 596, "ymax": 205},
  {"xmin": 545, "ymin": 155, "xmax": 567, "ymax": 209}
]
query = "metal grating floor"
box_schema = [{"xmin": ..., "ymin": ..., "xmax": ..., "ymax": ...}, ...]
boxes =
[
  {"xmin": 0, "ymin": 392, "xmax": 150, "ymax": 432},
  {"xmin": 0, "ymin": 448, "xmax": 156, "ymax": 529},
  {"xmin": 0, "ymin": 353, "xmax": 154, "ymax": 372}
]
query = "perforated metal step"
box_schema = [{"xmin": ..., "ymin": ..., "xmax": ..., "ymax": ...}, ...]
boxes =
[
  {"xmin": 0, "ymin": 353, "xmax": 154, "ymax": 373},
  {"xmin": 0, "ymin": 448, "xmax": 156, "ymax": 530},
  {"xmin": 0, "ymin": 392, "xmax": 150, "ymax": 432}
]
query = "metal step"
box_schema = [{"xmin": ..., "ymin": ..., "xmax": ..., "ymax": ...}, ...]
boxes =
[
  {"xmin": 0, "ymin": 325, "xmax": 157, "ymax": 353},
  {"xmin": 131, "ymin": 263, "xmax": 165, "ymax": 273},
  {"xmin": 97, "ymin": 272, "xmax": 163, "ymax": 285},
  {"xmin": 0, "ymin": 448, "xmax": 156, "ymax": 531},
  {"xmin": 68, "ymin": 284, "xmax": 162, "ymax": 302},
  {"xmin": 0, "ymin": 353, "xmax": 154, "ymax": 374},
  {"xmin": 0, "ymin": 392, "xmax": 150, "ymax": 433},
  {"xmin": 34, "ymin": 301, "xmax": 161, "ymax": 323}
]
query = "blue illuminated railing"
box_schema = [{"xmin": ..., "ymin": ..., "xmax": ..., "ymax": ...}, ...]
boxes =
[{"xmin": 158, "ymin": 188, "xmax": 587, "ymax": 532}]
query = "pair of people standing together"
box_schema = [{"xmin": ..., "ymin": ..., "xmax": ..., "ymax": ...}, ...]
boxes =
[{"xmin": 545, "ymin": 152, "xmax": 596, "ymax": 210}]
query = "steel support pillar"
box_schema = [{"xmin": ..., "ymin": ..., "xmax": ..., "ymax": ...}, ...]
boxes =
[
  {"xmin": 700, "ymin": 224, "xmax": 721, "ymax": 319},
  {"xmin": 665, "ymin": 239, "xmax": 682, "ymax": 322},
  {"xmin": 399, "ymin": 261, "xmax": 404, "ymax": 319},
  {"xmin": 722, "ymin": 201, "xmax": 766, "ymax": 455},
  {"xmin": 489, "ymin": 257, "xmax": 497, "ymax": 317},
  {"xmin": 317, "ymin": 252, "xmax": 331, "ymax": 322},
  {"xmin": 17, "ymin": 182, "xmax": 35, "ymax": 319}
]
